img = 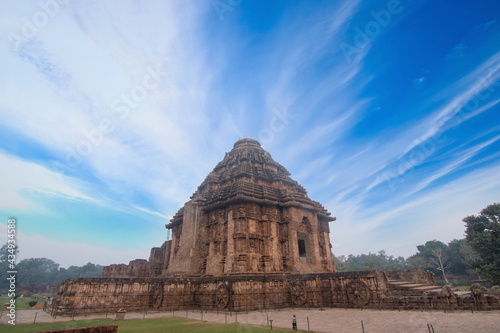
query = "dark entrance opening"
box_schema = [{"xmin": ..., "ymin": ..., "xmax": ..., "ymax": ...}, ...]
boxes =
[
  {"xmin": 298, "ymin": 239, "xmax": 306, "ymax": 257},
  {"xmin": 297, "ymin": 232, "xmax": 311, "ymax": 263}
]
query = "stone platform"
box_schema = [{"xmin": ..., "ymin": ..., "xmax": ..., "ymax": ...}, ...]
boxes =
[{"xmin": 53, "ymin": 270, "xmax": 499, "ymax": 315}]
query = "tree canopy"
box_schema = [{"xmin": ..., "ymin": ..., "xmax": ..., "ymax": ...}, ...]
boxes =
[
  {"xmin": 0, "ymin": 243, "xmax": 103, "ymax": 291},
  {"xmin": 405, "ymin": 238, "xmax": 482, "ymax": 281},
  {"xmin": 334, "ymin": 250, "xmax": 406, "ymax": 272},
  {"xmin": 464, "ymin": 203, "xmax": 500, "ymax": 284}
]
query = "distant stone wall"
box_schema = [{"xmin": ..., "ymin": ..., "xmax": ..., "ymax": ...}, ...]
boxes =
[
  {"xmin": 34, "ymin": 325, "xmax": 117, "ymax": 333},
  {"xmin": 102, "ymin": 260, "xmax": 151, "ymax": 278}
]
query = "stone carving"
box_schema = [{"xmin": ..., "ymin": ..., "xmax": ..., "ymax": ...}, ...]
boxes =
[
  {"xmin": 192, "ymin": 285, "xmax": 201, "ymax": 307},
  {"xmin": 332, "ymin": 280, "xmax": 345, "ymax": 303},
  {"xmin": 470, "ymin": 283, "xmax": 481, "ymax": 295},
  {"xmin": 149, "ymin": 284, "xmax": 163, "ymax": 309},
  {"xmin": 346, "ymin": 280, "xmax": 371, "ymax": 306},
  {"xmin": 290, "ymin": 281, "xmax": 308, "ymax": 306},
  {"xmin": 439, "ymin": 285, "xmax": 453, "ymax": 298},
  {"xmin": 216, "ymin": 283, "xmax": 231, "ymax": 309},
  {"xmin": 298, "ymin": 217, "xmax": 313, "ymax": 234},
  {"xmin": 470, "ymin": 283, "xmax": 489, "ymax": 305},
  {"xmin": 429, "ymin": 285, "xmax": 457, "ymax": 307}
]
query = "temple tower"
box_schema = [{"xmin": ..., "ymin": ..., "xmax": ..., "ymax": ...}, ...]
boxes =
[{"xmin": 163, "ymin": 138, "xmax": 336, "ymax": 276}]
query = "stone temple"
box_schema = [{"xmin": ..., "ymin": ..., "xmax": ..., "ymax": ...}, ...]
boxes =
[
  {"xmin": 55, "ymin": 139, "xmax": 500, "ymax": 312},
  {"xmin": 104, "ymin": 138, "xmax": 335, "ymax": 279}
]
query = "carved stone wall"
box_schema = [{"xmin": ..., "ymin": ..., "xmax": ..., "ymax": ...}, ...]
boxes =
[
  {"xmin": 55, "ymin": 269, "xmax": 499, "ymax": 314},
  {"xmin": 56, "ymin": 272, "xmax": 382, "ymax": 313}
]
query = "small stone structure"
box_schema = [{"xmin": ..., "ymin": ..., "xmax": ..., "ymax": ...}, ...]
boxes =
[
  {"xmin": 55, "ymin": 139, "xmax": 499, "ymax": 313},
  {"xmin": 33, "ymin": 326, "xmax": 118, "ymax": 333}
]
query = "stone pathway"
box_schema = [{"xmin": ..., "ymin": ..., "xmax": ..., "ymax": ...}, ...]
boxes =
[{"xmin": 1, "ymin": 307, "xmax": 499, "ymax": 332}]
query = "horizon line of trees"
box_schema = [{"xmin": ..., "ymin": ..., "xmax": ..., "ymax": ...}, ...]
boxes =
[
  {"xmin": 0, "ymin": 249, "xmax": 103, "ymax": 290},
  {"xmin": 334, "ymin": 203, "xmax": 500, "ymax": 285}
]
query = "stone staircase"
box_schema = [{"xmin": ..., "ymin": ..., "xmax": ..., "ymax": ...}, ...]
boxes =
[
  {"xmin": 386, "ymin": 278, "xmax": 443, "ymax": 296},
  {"xmin": 382, "ymin": 277, "xmax": 500, "ymax": 311},
  {"xmin": 387, "ymin": 279, "xmax": 478, "ymax": 298}
]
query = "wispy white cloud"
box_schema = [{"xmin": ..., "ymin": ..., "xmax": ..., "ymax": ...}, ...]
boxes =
[
  {"xmin": 261, "ymin": 1, "xmax": 365, "ymax": 122},
  {"xmin": 1, "ymin": 1, "xmax": 229, "ymax": 211},
  {"xmin": 413, "ymin": 76, "xmax": 425, "ymax": 89},
  {"xmin": 401, "ymin": 51, "xmax": 500, "ymax": 157},
  {"xmin": 408, "ymin": 134, "xmax": 500, "ymax": 195},
  {"xmin": 447, "ymin": 43, "xmax": 467, "ymax": 58},
  {"xmin": 0, "ymin": 151, "xmax": 93, "ymax": 211},
  {"xmin": 356, "ymin": 53, "xmax": 500, "ymax": 194},
  {"xmin": 0, "ymin": 151, "xmax": 168, "ymax": 222},
  {"xmin": 331, "ymin": 162, "xmax": 500, "ymax": 256}
]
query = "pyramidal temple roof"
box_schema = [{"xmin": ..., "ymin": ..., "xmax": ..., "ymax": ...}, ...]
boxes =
[{"xmin": 167, "ymin": 138, "xmax": 334, "ymax": 227}]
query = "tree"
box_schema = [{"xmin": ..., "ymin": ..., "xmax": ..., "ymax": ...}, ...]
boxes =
[
  {"xmin": 446, "ymin": 239, "xmax": 468, "ymax": 275},
  {"xmin": 428, "ymin": 245, "xmax": 449, "ymax": 283},
  {"xmin": 461, "ymin": 242, "xmax": 482, "ymax": 278},
  {"xmin": 408, "ymin": 240, "xmax": 450, "ymax": 283},
  {"xmin": 464, "ymin": 203, "xmax": 500, "ymax": 284},
  {"xmin": 406, "ymin": 254, "xmax": 428, "ymax": 270},
  {"xmin": 333, "ymin": 255, "xmax": 347, "ymax": 272},
  {"xmin": 0, "ymin": 249, "xmax": 104, "ymax": 292},
  {"xmin": 334, "ymin": 250, "xmax": 406, "ymax": 272},
  {"xmin": 17, "ymin": 258, "xmax": 60, "ymax": 285},
  {"xmin": 0, "ymin": 243, "xmax": 19, "ymax": 290},
  {"xmin": 64, "ymin": 262, "xmax": 104, "ymax": 280}
]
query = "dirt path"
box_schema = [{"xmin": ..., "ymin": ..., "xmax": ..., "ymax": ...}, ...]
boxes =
[{"xmin": 1, "ymin": 308, "xmax": 499, "ymax": 332}]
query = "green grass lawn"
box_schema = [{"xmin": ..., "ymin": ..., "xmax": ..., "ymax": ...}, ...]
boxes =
[{"xmin": 0, "ymin": 316, "xmax": 312, "ymax": 333}]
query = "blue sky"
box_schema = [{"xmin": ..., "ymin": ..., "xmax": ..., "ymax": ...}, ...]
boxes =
[{"xmin": 0, "ymin": 0, "xmax": 499, "ymax": 267}]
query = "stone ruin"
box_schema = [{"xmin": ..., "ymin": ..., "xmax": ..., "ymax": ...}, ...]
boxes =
[{"xmin": 54, "ymin": 139, "xmax": 500, "ymax": 313}]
